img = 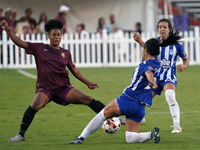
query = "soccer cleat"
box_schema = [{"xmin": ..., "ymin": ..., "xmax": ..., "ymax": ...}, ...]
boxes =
[
  {"xmin": 171, "ymin": 126, "xmax": 182, "ymax": 133},
  {"xmin": 69, "ymin": 137, "xmax": 84, "ymax": 144},
  {"xmin": 8, "ymin": 134, "xmax": 25, "ymax": 142},
  {"xmin": 118, "ymin": 117, "xmax": 126, "ymax": 125},
  {"xmin": 151, "ymin": 127, "xmax": 160, "ymax": 144}
]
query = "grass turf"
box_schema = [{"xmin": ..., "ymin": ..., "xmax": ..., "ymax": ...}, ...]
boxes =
[{"xmin": 0, "ymin": 66, "xmax": 200, "ymax": 150}]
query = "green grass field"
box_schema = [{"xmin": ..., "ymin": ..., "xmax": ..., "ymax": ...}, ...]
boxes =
[{"xmin": 0, "ymin": 66, "xmax": 200, "ymax": 150}]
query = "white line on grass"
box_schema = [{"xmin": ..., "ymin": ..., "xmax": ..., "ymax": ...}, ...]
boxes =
[
  {"xmin": 0, "ymin": 111, "xmax": 200, "ymax": 118},
  {"xmin": 17, "ymin": 69, "xmax": 37, "ymax": 79}
]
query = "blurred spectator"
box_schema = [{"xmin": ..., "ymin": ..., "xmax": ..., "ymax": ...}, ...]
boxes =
[
  {"xmin": 112, "ymin": 25, "xmax": 124, "ymax": 40},
  {"xmin": 76, "ymin": 23, "xmax": 88, "ymax": 36},
  {"xmin": 18, "ymin": 8, "xmax": 37, "ymax": 32},
  {"xmin": 22, "ymin": 25, "xmax": 32, "ymax": 36},
  {"xmin": 4, "ymin": 8, "xmax": 12, "ymax": 26},
  {"xmin": 10, "ymin": 9, "xmax": 17, "ymax": 33},
  {"xmin": 135, "ymin": 22, "xmax": 142, "ymax": 34},
  {"xmin": 112, "ymin": 25, "xmax": 125, "ymax": 62},
  {"xmin": 96, "ymin": 17, "xmax": 105, "ymax": 36},
  {"xmin": 15, "ymin": 17, "xmax": 30, "ymax": 35},
  {"xmin": 34, "ymin": 12, "xmax": 48, "ymax": 34},
  {"xmin": 97, "ymin": 17, "xmax": 105, "ymax": 29},
  {"xmin": 104, "ymin": 14, "xmax": 122, "ymax": 32},
  {"xmin": 0, "ymin": 8, "xmax": 4, "ymax": 63},
  {"xmin": 173, "ymin": 8, "xmax": 190, "ymax": 32},
  {"xmin": 56, "ymin": 5, "xmax": 70, "ymax": 34},
  {"xmin": 0, "ymin": 8, "xmax": 4, "ymax": 36},
  {"xmin": 11, "ymin": 10, "xmax": 17, "ymax": 25},
  {"xmin": 97, "ymin": 26, "xmax": 103, "ymax": 36}
]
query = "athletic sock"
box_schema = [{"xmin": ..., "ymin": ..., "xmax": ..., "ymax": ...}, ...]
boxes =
[
  {"xmin": 126, "ymin": 131, "xmax": 151, "ymax": 143},
  {"xmin": 88, "ymin": 99, "xmax": 105, "ymax": 113},
  {"xmin": 79, "ymin": 109, "xmax": 106, "ymax": 139},
  {"xmin": 165, "ymin": 89, "xmax": 180, "ymax": 127},
  {"xmin": 19, "ymin": 106, "xmax": 38, "ymax": 137}
]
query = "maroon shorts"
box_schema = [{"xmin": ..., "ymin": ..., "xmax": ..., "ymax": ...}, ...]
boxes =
[{"xmin": 36, "ymin": 86, "xmax": 74, "ymax": 106}]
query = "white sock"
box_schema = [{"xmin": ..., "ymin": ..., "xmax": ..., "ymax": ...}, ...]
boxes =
[
  {"xmin": 165, "ymin": 89, "xmax": 180, "ymax": 127},
  {"xmin": 126, "ymin": 131, "xmax": 151, "ymax": 143},
  {"xmin": 79, "ymin": 109, "xmax": 106, "ymax": 139}
]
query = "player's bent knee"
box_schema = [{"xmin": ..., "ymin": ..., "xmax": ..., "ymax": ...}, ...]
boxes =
[
  {"xmin": 31, "ymin": 101, "xmax": 47, "ymax": 110},
  {"xmin": 30, "ymin": 104, "xmax": 43, "ymax": 111},
  {"xmin": 82, "ymin": 95, "xmax": 93, "ymax": 104},
  {"xmin": 165, "ymin": 89, "xmax": 176, "ymax": 104}
]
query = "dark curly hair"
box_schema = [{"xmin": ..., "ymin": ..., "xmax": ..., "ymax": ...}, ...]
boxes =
[
  {"xmin": 144, "ymin": 28, "xmax": 181, "ymax": 57},
  {"xmin": 44, "ymin": 19, "xmax": 63, "ymax": 33}
]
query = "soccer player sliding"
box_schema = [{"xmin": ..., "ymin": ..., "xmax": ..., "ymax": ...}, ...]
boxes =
[{"xmin": 69, "ymin": 30, "xmax": 182, "ymax": 144}]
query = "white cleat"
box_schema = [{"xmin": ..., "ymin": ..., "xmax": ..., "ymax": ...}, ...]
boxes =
[
  {"xmin": 8, "ymin": 134, "xmax": 25, "ymax": 142},
  {"xmin": 171, "ymin": 126, "xmax": 182, "ymax": 133}
]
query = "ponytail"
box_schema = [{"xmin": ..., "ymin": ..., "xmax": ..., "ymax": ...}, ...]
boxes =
[{"xmin": 160, "ymin": 28, "xmax": 181, "ymax": 47}]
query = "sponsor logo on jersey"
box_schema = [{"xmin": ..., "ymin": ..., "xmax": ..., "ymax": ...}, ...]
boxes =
[{"xmin": 160, "ymin": 58, "xmax": 171, "ymax": 68}]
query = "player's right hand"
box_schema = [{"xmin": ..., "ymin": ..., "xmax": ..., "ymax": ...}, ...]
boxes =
[
  {"xmin": 0, "ymin": 20, "xmax": 8, "ymax": 30},
  {"xmin": 88, "ymin": 81, "xmax": 99, "ymax": 90},
  {"xmin": 133, "ymin": 32, "xmax": 142, "ymax": 43}
]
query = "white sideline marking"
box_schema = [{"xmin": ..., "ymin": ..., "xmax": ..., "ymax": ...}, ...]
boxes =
[
  {"xmin": 17, "ymin": 69, "xmax": 37, "ymax": 79},
  {"xmin": 0, "ymin": 111, "xmax": 200, "ymax": 119}
]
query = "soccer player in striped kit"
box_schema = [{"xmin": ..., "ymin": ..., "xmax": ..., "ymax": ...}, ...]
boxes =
[
  {"xmin": 69, "ymin": 33, "xmax": 183, "ymax": 144},
  {"xmin": 134, "ymin": 18, "xmax": 189, "ymax": 133}
]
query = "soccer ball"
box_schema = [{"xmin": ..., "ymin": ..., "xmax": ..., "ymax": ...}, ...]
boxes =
[{"xmin": 102, "ymin": 117, "xmax": 121, "ymax": 134}]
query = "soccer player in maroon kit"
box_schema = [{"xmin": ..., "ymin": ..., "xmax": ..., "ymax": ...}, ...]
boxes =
[{"xmin": 0, "ymin": 19, "xmax": 107, "ymax": 142}]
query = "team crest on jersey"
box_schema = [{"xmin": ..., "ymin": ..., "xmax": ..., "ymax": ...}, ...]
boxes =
[
  {"xmin": 61, "ymin": 52, "xmax": 65, "ymax": 58},
  {"xmin": 170, "ymin": 49, "xmax": 173, "ymax": 55}
]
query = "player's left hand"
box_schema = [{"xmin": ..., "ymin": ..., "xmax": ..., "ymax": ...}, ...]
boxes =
[
  {"xmin": 148, "ymin": 82, "xmax": 157, "ymax": 89},
  {"xmin": 177, "ymin": 64, "xmax": 184, "ymax": 72},
  {"xmin": 88, "ymin": 82, "xmax": 99, "ymax": 89}
]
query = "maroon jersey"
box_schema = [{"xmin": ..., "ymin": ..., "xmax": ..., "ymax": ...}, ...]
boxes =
[{"xmin": 27, "ymin": 42, "xmax": 75, "ymax": 90}]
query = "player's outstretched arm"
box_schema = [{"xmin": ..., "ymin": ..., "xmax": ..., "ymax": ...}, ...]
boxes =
[
  {"xmin": 70, "ymin": 66, "xmax": 99, "ymax": 89},
  {"xmin": 133, "ymin": 32, "xmax": 144, "ymax": 48},
  {"xmin": 0, "ymin": 20, "xmax": 28, "ymax": 50},
  {"xmin": 145, "ymin": 71, "xmax": 157, "ymax": 89}
]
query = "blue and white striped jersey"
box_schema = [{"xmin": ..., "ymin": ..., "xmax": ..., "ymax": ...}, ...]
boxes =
[
  {"xmin": 156, "ymin": 37, "xmax": 187, "ymax": 82},
  {"xmin": 123, "ymin": 58, "xmax": 160, "ymax": 107}
]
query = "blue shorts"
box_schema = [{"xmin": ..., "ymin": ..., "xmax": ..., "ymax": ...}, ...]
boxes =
[
  {"xmin": 152, "ymin": 79, "xmax": 177, "ymax": 95},
  {"xmin": 117, "ymin": 93, "xmax": 145, "ymax": 122}
]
